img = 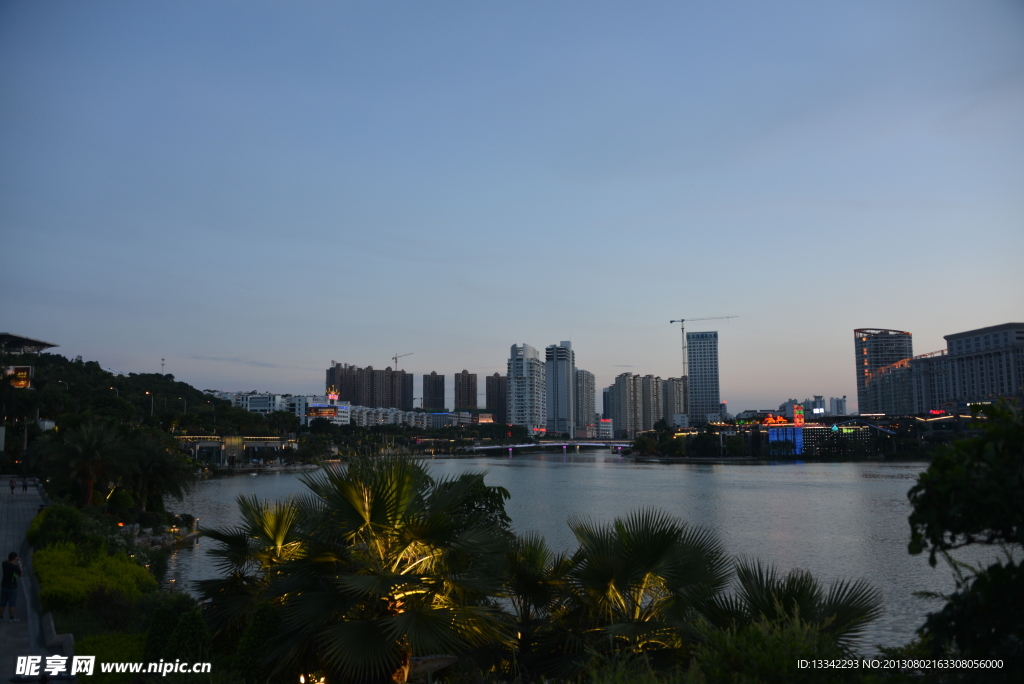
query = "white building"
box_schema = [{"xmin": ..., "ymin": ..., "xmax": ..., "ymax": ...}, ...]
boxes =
[
  {"xmin": 427, "ymin": 412, "xmax": 473, "ymax": 429},
  {"xmin": 222, "ymin": 392, "xmax": 291, "ymax": 414},
  {"xmin": 687, "ymin": 331, "xmax": 720, "ymax": 425},
  {"xmin": 640, "ymin": 375, "xmax": 663, "ymax": 431},
  {"xmin": 546, "ymin": 341, "xmax": 576, "ymax": 437},
  {"xmin": 611, "ymin": 373, "xmax": 642, "ymax": 438},
  {"xmin": 662, "ymin": 378, "xmax": 686, "ymax": 425},
  {"xmin": 597, "ymin": 418, "xmax": 614, "ymax": 439},
  {"xmin": 290, "ymin": 394, "xmax": 352, "ymax": 426},
  {"xmin": 508, "ymin": 343, "xmax": 546, "ymax": 435}
]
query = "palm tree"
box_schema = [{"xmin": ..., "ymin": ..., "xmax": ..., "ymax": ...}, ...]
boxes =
[
  {"xmin": 707, "ymin": 558, "xmax": 883, "ymax": 650},
  {"xmin": 203, "ymin": 457, "xmax": 512, "ymax": 684},
  {"xmin": 504, "ymin": 510, "xmax": 732, "ymax": 679},
  {"xmin": 61, "ymin": 420, "xmax": 123, "ymax": 507},
  {"xmin": 500, "ymin": 533, "xmax": 574, "ymax": 679},
  {"xmin": 197, "ymin": 495, "xmax": 303, "ymax": 637},
  {"xmin": 122, "ymin": 428, "xmax": 193, "ymax": 512}
]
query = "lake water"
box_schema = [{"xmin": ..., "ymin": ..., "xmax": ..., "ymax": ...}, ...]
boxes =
[{"xmin": 165, "ymin": 454, "xmax": 988, "ymax": 651}]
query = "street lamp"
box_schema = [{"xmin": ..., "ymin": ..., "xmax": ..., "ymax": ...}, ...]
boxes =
[
  {"xmin": 146, "ymin": 391, "xmax": 153, "ymax": 416},
  {"xmin": 110, "ymin": 387, "xmax": 119, "ymax": 397},
  {"xmin": 57, "ymin": 380, "xmax": 68, "ymax": 390},
  {"xmin": 180, "ymin": 397, "xmax": 187, "ymax": 414}
]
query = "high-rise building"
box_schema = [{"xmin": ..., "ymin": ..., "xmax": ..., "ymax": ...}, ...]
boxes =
[
  {"xmin": 829, "ymin": 396, "xmax": 848, "ymax": 416},
  {"xmin": 640, "ymin": 375, "xmax": 663, "ymax": 431},
  {"xmin": 602, "ymin": 386, "xmax": 614, "ymax": 419},
  {"xmin": 485, "ymin": 373, "xmax": 508, "ymax": 424},
  {"xmin": 575, "ymin": 369, "xmax": 596, "ymax": 434},
  {"xmin": 422, "ymin": 371, "xmax": 446, "ymax": 411},
  {"xmin": 662, "ymin": 377, "xmax": 686, "ymax": 425},
  {"xmin": 854, "ymin": 329, "xmax": 913, "ymax": 413},
  {"xmin": 687, "ymin": 331, "xmax": 720, "ymax": 425},
  {"xmin": 545, "ymin": 341, "xmax": 576, "ymax": 437},
  {"xmin": 878, "ymin": 322, "xmax": 1024, "ymax": 415},
  {"xmin": 611, "ymin": 373, "xmax": 642, "ymax": 438},
  {"xmin": 325, "ymin": 362, "xmax": 412, "ymax": 410},
  {"xmin": 944, "ymin": 323, "xmax": 1024, "ymax": 405},
  {"xmin": 508, "ymin": 344, "xmax": 546, "ymax": 434},
  {"xmin": 453, "ymin": 370, "xmax": 477, "ymax": 411}
]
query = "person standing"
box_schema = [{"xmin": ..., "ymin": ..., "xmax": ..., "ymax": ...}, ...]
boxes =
[
  {"xmin": 21, "ymin": 477, "xmax": 27, "ymax": 493},
  {"xmin": 1, "ymin": 552, "xmax": 23, "ymax": 622},
  {"xmin": 8, "ymin": 477, "xmax": 14, "ymax": 495}
]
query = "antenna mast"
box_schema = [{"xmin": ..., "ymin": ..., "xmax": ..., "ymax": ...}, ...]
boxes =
[{"xmin": 668, "ymin": 316, "xmax": 737, "ymax": 416}]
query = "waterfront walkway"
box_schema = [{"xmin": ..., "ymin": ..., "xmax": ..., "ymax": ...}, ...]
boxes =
[{"xmin": 0, "ymin": 480, "xmax": 47, "ymax": 679}]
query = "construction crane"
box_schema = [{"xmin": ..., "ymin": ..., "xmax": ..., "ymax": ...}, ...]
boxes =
[
  {"xmin": 668, "ymin": 316, "xmax": 738, "ymax": 413},
  {"xmin": 392, "ymin": 352, "xmax": 413, "ymax": 370}
]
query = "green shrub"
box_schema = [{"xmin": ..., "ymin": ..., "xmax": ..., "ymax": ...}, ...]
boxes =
[
  {"xmin": 34, "ymin": 542, "xmax": 157, "ymax": 612},
  {"xmin": 143, "ymin": 593, "xmax": 198, "ymax": 663},
  {"xmin": 234, "ymin": 602, "xmax": 283, "ymax": 683},
  {"xmin": 586, "ymin": 657, "xmax": 701, "ymax": 684},
  {"xmin": 694, "ymin": 618, "xmax": 862, "ymax": 684},
  {"xmin": 75, "ymin": 632, "xmax": 145, "ymax": 684},
  {"xmin": 26, "ymin": 505, "xmax": 84, "ymax": 548},
  {"xmin": 109, "ymin": 488, "xmax": 136, "ymax": 511},
  {"xmin": 139, "ymin": 511, "xmax": 165, "ymax": 528},
  {"xmin": 166, "ymin": 605, "xmax": 212, "ymax": 664}
]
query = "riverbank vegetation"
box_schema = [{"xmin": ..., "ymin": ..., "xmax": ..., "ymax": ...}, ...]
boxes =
[{"xmin": 628, "ymin": 417, "xmax": 964, "ymax": 460}]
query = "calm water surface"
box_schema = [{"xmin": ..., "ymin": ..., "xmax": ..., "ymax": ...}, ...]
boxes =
[{"xmin": 165, "ymin": 454, "xmax": 988, "ymax": 650}]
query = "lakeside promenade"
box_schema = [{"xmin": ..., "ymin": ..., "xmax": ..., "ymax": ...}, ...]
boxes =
[{"xmin": 0, "ymin": 481, "xmax": 47, "ymax": 679}]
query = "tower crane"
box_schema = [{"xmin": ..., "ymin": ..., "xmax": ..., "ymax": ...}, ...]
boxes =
[
  {"xmin": 392, "ymin": 352, "xmax": 413, "ymax": 370},
  {"xmin": 668, "ymin": 316, "xmax": 737, "ymax": 413}
]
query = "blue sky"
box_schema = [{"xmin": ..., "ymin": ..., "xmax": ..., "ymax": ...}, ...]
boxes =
[{"xmin": 2, "ymin": 1, "xmax": 1022, "ymax": 411}]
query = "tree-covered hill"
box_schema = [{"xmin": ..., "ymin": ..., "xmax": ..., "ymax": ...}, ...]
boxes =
[{"xmin": 1, "ymin": 352, "xmax": 295, "ymax": 466}]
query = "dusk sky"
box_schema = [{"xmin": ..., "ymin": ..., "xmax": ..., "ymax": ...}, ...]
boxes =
[{"xmin": 2, "ymin": 1, "xmax": 1022, "ymax": 411}]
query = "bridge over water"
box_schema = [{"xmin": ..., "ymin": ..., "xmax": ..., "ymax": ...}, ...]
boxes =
[{"xmin": 470, "ymin": 441, "xmax": 631, "ymax": 452}]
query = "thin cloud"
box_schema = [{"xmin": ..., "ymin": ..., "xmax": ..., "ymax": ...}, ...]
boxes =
[{"xmin": 185, "ymin": 354, "xmax": 286, "ymax": 369}]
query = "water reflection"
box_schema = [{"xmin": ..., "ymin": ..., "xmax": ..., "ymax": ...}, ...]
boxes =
[{"xmin": 165, "ymin": 455, "xmax": 984, "ymax": 650}]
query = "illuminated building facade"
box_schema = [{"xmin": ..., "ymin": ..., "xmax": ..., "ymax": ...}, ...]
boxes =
[
  {"xmin": 853, "ymin": 329, "xmax": 913, "ymax": 413},
  {"xmin": 508, "ymin": 343, "xmax": 546, "ymax": 434},
  {"xmin": 768, "ymin": 424, "xmax": 871, "ymax": 456},
  {"xmin": 859, "ymin": 323, "xmax": 1023, "ymax": 415},
  {"xmin": 687, "ymin": 331, "xmax": 720, "ymax": 425},
  {"xmin": 290, "ymin": 394, "xmax": 352, "ymax": 426}
]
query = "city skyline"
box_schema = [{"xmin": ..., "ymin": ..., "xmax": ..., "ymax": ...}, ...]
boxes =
[{"xmin": 2, "ymin": 2, "xmax": 1022, "ymax": 411}]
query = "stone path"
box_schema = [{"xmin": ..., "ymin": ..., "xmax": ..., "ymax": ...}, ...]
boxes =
[{"xmin": 0, "ymin": 479, "xmax": 46, "ymax": 680}]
